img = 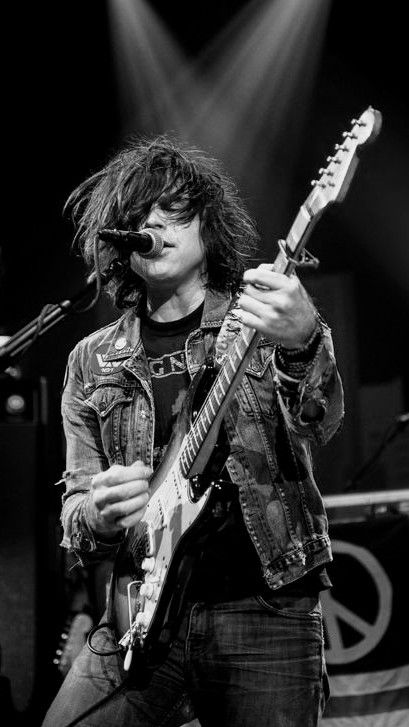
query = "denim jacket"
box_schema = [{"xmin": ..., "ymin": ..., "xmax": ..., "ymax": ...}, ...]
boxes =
[{"xmin": 60, "ymin": 289, "xmax": 344, "ymax": 590}]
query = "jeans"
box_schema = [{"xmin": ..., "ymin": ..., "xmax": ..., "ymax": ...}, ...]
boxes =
[{"xmin": 41, "ymin": 592, "xmax": 328, "ymax": 727}]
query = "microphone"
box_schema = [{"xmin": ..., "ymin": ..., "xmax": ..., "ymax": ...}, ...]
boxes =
[{"xmin": 97, "ymin": 228, "xmax": 164, "ymax": 258}]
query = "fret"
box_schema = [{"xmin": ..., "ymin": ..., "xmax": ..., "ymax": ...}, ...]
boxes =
[
  {"xmin": 241, "ymin": 332, "xmax": 252, "ymax": 350},
  {"xmin": 182, "ymin": 415, "xmax": 207, "ymax": 468},
  {"xmin": 200, "ymin": 414, "xmax": 210, "ymax": 440},
  {"xmin": 286, "ymin": 205, "xmax": 311, "ymax": 254},
  {"xmin": 191, "ymin": 427, "xmax": 202, "ymax": 449},
  {"xmin": 208, "ymin": 398, "xmax": 216, "ymax": 416},
  {"xmin": 233, "ymin": 337, "xmax": 246, "ymax": 362},
  {"xmin": 180, "ymin": 450, "xmax": 190, "ymax": 476},
  {"xmin": 192, "ymin": 410, "xmax": 209, "ymax": 446},
  {"xmin": 226, "ymin": 355, "xmax": 237, "ymax": 376},
  {"xmin": 219, "ymin": 370, "xmax": 230, "ymax": 389},
  {"xmin": 181, "ymin": 450, "xmax": 192, "ymax": 476},
  {"xmin": 186, "ymin": 439, "xmax": 195, "ymax": 461},
  {"xmin": 195, "ymin": 414, "xmax": 206, "ymax": 438}
]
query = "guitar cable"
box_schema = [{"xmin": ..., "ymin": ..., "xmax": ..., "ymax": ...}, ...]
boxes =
[
  {"xmin": 59, "ymin": 623, "xmax": 130, "ymax": 727},
  {"xmin": 86, "ymin": 621, "xmax": 122, "ymax": 656}
]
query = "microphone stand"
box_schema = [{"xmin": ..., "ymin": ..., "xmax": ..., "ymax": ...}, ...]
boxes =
[
  {"xmin": 0, "ymin": 258, "xmax": 126, "ymax": 721},
  {"xmin": 0, "ymin": 259, "xmax": 125, "ymax": 373}
]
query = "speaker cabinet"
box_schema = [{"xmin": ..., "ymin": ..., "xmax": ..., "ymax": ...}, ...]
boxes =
[{"xmin": 0, "ymin": 375, "xmax": 60, "ymax": 722}]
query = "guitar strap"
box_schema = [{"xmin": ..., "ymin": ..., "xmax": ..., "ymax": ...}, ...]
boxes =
[{"xmin": 202, "ymin": 328, "xmax": 217, "ymax": 367}]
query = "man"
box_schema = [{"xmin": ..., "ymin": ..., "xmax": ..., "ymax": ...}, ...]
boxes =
[{"xmin": 42, "ymin": 135, "xmax": 344, "ymax": 726}]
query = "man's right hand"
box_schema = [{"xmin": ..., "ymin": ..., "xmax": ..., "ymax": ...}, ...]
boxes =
[{"xmin": 86, "ymin": 460, "xmax": 152, "ymax": 538}]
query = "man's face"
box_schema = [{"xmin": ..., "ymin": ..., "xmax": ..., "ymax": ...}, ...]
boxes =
[{"xmin": 129, "ymin": 205, "xmax": 206, "ymax": 293}]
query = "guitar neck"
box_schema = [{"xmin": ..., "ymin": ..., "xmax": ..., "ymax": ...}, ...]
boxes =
[{"xmin": 179, "ymin": 106, "xmax": 382, "ymax": 477}]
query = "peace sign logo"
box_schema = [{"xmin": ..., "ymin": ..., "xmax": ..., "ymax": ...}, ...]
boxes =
[{"xmin": 322, "ymin": 539, "xmax": 393, "ymax": 664}]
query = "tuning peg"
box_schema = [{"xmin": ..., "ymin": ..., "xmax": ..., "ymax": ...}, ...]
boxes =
[
  {"xmin": 334, "ymin": 143, "xmax": 348, "ymax": 152},
  {"xmin": 342, "ymin": 131, "xmax": 358, "ymax": 139},
  {"xmin": 318, "ymin": 168, "xmax": 334, "ymax": 176},
  {"xmin": 311, "ymin": 180, "xmax": 326, "ymax": 188},
  {"xmin": 326, "ymin": 155, "xmax": 341, "ymax": 164},
  {"xmin": 351, "ymin": 117, "xmax": 366, "ymax": 126}
]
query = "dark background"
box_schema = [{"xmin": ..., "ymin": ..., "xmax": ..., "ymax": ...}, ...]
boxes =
[
  {"xmin": 0, "ymin": 1, "xmax": 408, "ymax": 723},
  {"xmin": 2, "ymin": 0, "xmax": 408, "ymax": 412},
  {"xmin": 1, "ymin": 1, "xmax": 408, "ymax": 404}
]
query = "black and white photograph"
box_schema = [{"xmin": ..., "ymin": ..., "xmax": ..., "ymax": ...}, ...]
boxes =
[{"xmin": 1, "ymin": 2, "xmax": 408, "ymax": 726}]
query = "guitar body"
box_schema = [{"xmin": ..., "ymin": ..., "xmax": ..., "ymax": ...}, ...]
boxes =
[{"xmin": 112, "ymin": 363, "xmax": 230, "ymax": 667}]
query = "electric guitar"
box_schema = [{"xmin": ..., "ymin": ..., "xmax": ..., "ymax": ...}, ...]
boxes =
[
  {"xmin": 112, "ymin": 106, "xmax": 382, "ymax": 671},
  {"xmin": 53, "ymin": 564, "xmax": 94, "ymax": 677},
  {"xmin": 54, "ymin": 611, "xmax": 93, "ymax": 677}
]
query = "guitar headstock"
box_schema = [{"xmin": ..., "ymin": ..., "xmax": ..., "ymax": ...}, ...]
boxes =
[{"xmin": 307, "ymin": 106, "xmax": 382, "ymax": 216}]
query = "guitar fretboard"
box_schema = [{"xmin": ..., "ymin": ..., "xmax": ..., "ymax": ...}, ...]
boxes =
[{"xmin": 179, "ymin": 323, "xmax": 258, "ymax": 476}]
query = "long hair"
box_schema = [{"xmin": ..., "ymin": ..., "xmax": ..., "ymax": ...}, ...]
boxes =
[{"xmin": 65, "ymin": 134, "xmax": 260, "ymax": 308}]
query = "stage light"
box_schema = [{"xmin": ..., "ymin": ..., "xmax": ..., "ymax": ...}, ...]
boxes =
[
  {"xmin": 106, "ymin": 0, "xmax": 332, "ymax": 255},
  {"xmin": 186, "ymin": 0, "xmax": 332, "ymax": 180},
  {"xmin": 107, "ymin": 0, "xmax": 201, "ymax": 137}
]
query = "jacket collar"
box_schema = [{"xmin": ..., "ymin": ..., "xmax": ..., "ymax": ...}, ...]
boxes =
[
  {"xmin": 102, "ymin": 288, "xmax": 232, "ymax": 362},
  {"xmin": 200, "ymin": 289, "xmax": 232, "ymax": 329}
]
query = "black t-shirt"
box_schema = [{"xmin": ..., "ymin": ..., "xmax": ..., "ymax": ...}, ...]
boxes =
[
  {"xmin": 141, "ymin": 302, "xmax": 204, "ymax": 469},
  {"xmin": 141, "ymin": 303, "xmax": 331, "ymax": 600}
]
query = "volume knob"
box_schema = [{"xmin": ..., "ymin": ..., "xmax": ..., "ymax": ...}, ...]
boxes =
[
  {"xmin": 140, "ymin": 583, "xmax": 155, "ymax": 599},
  {"xmin": 141, "ymin": 557, "xmax": 155, "ymax": 573},
  {"xmin": 135, "ymin": 611, "xmax": 150, "ymax": 629}
]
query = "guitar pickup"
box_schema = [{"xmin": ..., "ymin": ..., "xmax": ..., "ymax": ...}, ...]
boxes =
[{"xmin": 145, "ymin": 522, "xmax": 155, "ymax": 555}]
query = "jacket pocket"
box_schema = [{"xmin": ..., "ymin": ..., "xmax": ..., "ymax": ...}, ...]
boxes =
[
  {"xmin": 236, "ymin": 343, "xmax": 277, "ymax": 418},
  {"xmin": 84, "ymin": 380, "xmax": 136, "ymax": 418},
  {"xmin": 83, "ymin": 380, "xmax": 138, "ymax": 462},
  {"xmin": 254, "ymin": 591, "xmax": 321, "ymax": 620}
]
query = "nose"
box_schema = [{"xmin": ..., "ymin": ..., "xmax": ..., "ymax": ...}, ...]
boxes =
[{"xmin": 143, "ymin": 206, "xmax": 166, "ymax": 231}]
